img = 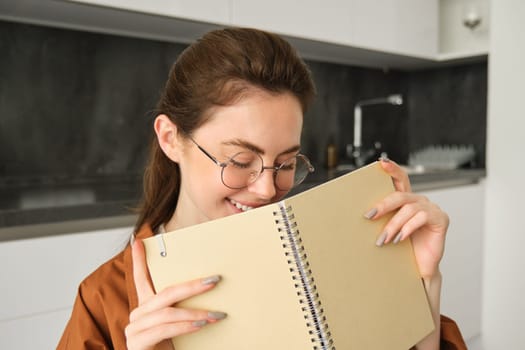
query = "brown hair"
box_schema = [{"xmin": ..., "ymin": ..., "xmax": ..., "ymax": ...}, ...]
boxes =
[{"xmin": 135, "ymin": 27, "xmax": 316, "ymax": 233}]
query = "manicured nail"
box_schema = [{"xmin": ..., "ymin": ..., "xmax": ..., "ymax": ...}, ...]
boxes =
[
  {"xmin": 393, "ymin": 232, "xmax": 403, "ymax": 244},
  {"xmin": 192, "ymin": 320, "xmax": 208, "ymax": 327},
  {"xmin": 202, "ymin": 275, "xmax": 222, "ymax": 285},
  {"xmin": 375, "ymin": 231, "xmax": 388, "ymax": 247},
  {"xmin": 364, "ymin": 208, "xmax": 378, "ymax": 220},
  {"xmin": 379, "ymin": 156, "xmax": 390, "ymax": 163},
  {"xmin": 208, "ymin": 311, "xmax": 228, "ymax": 320}
]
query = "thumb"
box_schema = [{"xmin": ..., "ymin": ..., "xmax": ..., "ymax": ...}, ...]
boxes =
[{"xmin": 131, "ymin": 238, "xmax": 156, "ymax": 305}]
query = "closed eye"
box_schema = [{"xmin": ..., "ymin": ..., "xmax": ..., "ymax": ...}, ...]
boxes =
[
  {"xmin": 230, "ymin": 159, "xmax": 252, "ymax": 169},
  {"xmin": 279, "ymin": 163, "xmax": 295, "ymax": 171}
]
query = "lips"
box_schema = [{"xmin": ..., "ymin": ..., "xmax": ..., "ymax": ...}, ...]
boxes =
[{"xmin": 228, "ymin": 198, "xmax": 254, "ymax": 212}]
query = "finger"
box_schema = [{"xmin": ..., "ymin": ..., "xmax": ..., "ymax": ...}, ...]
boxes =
[
  {"xmin": 131, "ymin": 275, "xmax": 221, "ymax": 320},
  {"xmin": 383, "ymin": 205, "xmax": 429, "ymax": 244},
  {"xmin": 365, "ymin": 191, "xmax": 422, "ymax": 220},
  {"xmin": 381, "ymin": 197, "xmax": 448, "ymax": 236},
  {"xmin": 379, "ymin": 158, "xmax": 412, "ymax": 193},
  {"xmin": 127, "ymin": 306, "xmax": 221, "ymax": 335},
  {"xmin": 131, "ymin": 238, "xmax": 156, "ymax": 305},
  {"xmin": 380, "ymin": 202, "xmax": 421, "ymax": 243},
  {"xmin": 396, "ymin": 210, "xmax": 430, "ymax": 242},
  {"xmin": 127, "ymin": 319, "xmax": 208, "ymax": 350}
]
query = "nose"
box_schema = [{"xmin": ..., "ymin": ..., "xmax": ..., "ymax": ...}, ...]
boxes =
[{"xmin": 246, "ymin": 167, "xmax": 277, "ymax": 200}]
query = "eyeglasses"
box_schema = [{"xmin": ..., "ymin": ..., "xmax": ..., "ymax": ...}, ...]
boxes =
[{"xmin": 189, "ymin": 137, "xmax": 315, "ymax": 191}]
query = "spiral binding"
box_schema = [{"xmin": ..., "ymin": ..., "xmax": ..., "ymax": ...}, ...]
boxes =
[{"xmin": 275, "ymin": 202, "xmax": 335, "ymax": 350}]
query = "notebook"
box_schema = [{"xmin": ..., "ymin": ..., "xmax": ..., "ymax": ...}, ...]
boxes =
[{"xmin": 143, "ymin": 161, "xmax": 434, "ymax": 349}]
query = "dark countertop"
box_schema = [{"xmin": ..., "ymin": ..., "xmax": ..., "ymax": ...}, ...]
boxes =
[
  {"xmin": 288, "ymin": 167, "xmax": 486, "ymax": 195},
  {"xmin": 0, "ymin": 177, "xmax": 142, "ymax": 241},
  {"xmin": 0, "ymin": 168, "xmax": 486, "ymax": 242}
]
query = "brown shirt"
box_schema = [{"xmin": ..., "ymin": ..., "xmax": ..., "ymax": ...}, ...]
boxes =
[{"xmin": 57, "ymin": 224, "xmax": 468, "ymax": 350}]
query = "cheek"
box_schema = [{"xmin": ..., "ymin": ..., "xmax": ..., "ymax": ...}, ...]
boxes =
[{"xmin": 182, "ymin": 156, "xmax": 230, "ymax": 198}]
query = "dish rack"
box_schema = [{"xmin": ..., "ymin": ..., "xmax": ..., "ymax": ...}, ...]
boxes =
[{"xmin": 408, "ymin": 144, "xmax": 476, "ymax": 170}]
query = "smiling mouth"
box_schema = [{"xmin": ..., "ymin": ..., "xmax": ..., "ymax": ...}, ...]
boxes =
[{"xmin": 228, "ymin": 198, "xmax": 254, "ymax": 212}]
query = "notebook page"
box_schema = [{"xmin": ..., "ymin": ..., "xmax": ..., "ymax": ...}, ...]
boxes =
[
  {"xmin": 143, "ymin": 203, "xmax": 313, "ymax": 350},
  {"xmin": 285, "ymin": 162, "xmax": 434, "ymax": 349}
]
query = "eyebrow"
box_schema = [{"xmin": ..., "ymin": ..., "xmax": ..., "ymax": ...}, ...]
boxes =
[{"xmin": 221, "ymin": 139, "xmax": 301, "ymax": 156}]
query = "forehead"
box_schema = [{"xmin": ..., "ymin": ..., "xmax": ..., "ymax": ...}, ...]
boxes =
[{"xmin": 195, "ymin": 91, "xmax": 303, "ymax": 149}]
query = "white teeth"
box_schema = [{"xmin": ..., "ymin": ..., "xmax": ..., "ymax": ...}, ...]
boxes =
[{"xmin": 229, "ymin": 199, "xmax": 253, "ymax": 212}]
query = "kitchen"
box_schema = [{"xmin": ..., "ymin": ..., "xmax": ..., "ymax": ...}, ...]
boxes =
[{"xmin": 0, "ymin": 0, "xmax": 522, "ymax": 349}]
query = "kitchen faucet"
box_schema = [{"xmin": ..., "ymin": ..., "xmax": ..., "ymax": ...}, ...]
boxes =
[{"xmin": 349, "ymin": 94, "xmax": 403, "ymax": 167}]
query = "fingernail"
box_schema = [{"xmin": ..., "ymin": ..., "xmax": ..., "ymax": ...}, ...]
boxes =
[
  {"xmin": 129, "ymin": 233, "xmax": 136, "ymax": 246},
  {"xmin": 375, "ymin": 231, "xmax": 388, "ymax": 247},
  {"xmin": 364, "ymin": 208, "xmax": 378, "ymax": 220},
  {"xmin": 379, "ymin": 156, "xmax": 390, "ymax": 163},
  {"xmin": 393, "ymin": 232, "xmax": 403, "ymax": 244},
  {"xmin": 208, "ymin": 311, "xmax": 228, "ymax": 320},
  {"xmin": 192, "ymin": 320, "xmax": 208, "ymax": 327},
  {"xmin": 202, "ymin": 275, "xmax": 222, "ymax": 285}
]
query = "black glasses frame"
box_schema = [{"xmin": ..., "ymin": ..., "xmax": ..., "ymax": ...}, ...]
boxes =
[{"xmin": 188, "ymin": 137, "xmax": 314, "ymax": 190}]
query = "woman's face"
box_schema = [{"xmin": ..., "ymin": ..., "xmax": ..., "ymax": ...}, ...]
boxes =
[{"xmin": 172, "ymin": 90, "xmax": 303, "ymax": 229}]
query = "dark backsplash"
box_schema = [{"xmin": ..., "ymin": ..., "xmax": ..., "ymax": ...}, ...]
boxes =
[
  {"xmin": 406, "ymin": 64, "xmax": 487, "ymax": 168},
  {"xmin": 0, "ymin": 20, "xmax": 183, "ymax": 186},
  {"xmin": 0, "ymin": 20, "xmax": 487, "ymax": 187}
]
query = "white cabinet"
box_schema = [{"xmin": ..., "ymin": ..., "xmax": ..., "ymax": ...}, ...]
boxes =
[
  {"xmin": 0, "ymin": 227, "xmax": 132, "ymax": 349},
  {"xmin": 0, "ymin": 0, "xmax": 485, "ymax": 72},
  {"xmin": 65, "ymin": 0, "xmax": 439, "ymax": 60},
  {"xmin": 419, "ymin": 182, "xmax": 484, "ymax": 342},
  {"xmin": 231, "ymin": 0, "xmax": 353, "ymax": 47},
  {"xmin": 395, "ymin": 0, "xmax": 439, "ymax": 57},
  {"xmin": 438, "ymin": 0, "xmax": 490, "ymax": 59},
  {"xmin": 66, "ymin": 0, "xmax": 231, "ymax": 25},
  {"xmin": 69, "ymin": 0, "xmax": 439, "ymax": 59},
  {"xmin": 350, "ymin": 0, "xmax": 438, "ymax": 58},
  {"xmin": 231, "ymin": 0, "xmax": 438, "ymax": 58}
]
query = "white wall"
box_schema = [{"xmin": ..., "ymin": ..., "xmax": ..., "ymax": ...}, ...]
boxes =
[{"xmin": 482, "ymin": 0, "xmax": 525, "ymax": 348}]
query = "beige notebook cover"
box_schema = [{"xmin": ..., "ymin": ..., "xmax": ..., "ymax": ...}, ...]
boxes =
[{"xmin": 143, "ymin": 162, "xmax": 434, "ymax": 349}]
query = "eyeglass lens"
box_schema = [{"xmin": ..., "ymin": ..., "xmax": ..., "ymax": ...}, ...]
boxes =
[{"xmin": 221, "ymin": 152, "xmax": 311, "ymax": 190}]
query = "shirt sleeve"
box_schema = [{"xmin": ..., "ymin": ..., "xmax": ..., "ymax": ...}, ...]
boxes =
[
  {"xmin": 56, "ymin": 284, "xmax": 111, "ymax": 350},
  {"xmin": 440, "ymin": 315, "xmax": 468, "ymax": 350}
]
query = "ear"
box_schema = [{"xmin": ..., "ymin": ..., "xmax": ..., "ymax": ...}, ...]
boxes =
[{"xmin": 153, "ymin": 114, "xmax": 185, "ymax": 163}]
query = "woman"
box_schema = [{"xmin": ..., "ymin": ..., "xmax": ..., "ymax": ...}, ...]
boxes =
[{"xmin": 58, "ymin": 28, "xmax": 466, "ymax": 350}]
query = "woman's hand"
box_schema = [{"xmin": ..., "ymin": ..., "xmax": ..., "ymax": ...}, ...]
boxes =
[
  {"xmin": 125, "ymin": 238, "xmax": 226, "ymax": 350},
  {"xmin": 366, "ymin": 158, "xmax": 446, "ymax": 349},
  {"xmin": 366, "ymin": 158, "xmax": 449, "ymax": 279}
]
